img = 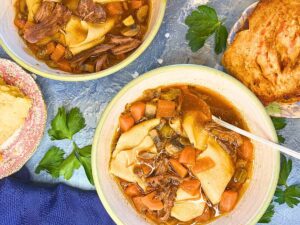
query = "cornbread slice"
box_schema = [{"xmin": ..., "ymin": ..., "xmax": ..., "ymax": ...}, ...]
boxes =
[
  {"xmin": 0, "ymin": 78, "xmax": 32, "ymax": 145},
  {"xmin": 223, "ymin": 0, "xmax": 300, "ymax": 104}
]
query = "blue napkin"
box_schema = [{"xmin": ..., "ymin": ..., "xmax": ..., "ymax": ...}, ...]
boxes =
[{"xmin": 0, "ymin": 167, "xmax": 115, "ymax": 225}]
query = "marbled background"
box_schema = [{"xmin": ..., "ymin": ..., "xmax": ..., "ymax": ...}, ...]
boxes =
[{"xmin": 1, "ymin": 0, "xmax": 300, "ymax": 224}]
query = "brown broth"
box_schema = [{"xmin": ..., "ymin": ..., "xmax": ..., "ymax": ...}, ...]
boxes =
[
  {"xmin": 111, "ymin": 85, "xmax": 254, "ymax": 225},
  {"xmin": 14, "ymin": 0, "xmax": 150, "ymax": 74}
]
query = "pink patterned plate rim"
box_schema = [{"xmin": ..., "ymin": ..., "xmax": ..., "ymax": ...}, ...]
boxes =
[
  {"xmin": 227, "ymin": 2, "xmax": 300, "ymax": 118},
  {"xmin": 0, "ymin": 59, "xmax": 47, "ymax": 179}
]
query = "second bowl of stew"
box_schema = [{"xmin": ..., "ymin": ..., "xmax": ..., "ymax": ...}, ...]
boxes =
[
  {"xmin": 92, "ymin": 65, "xmax": 280, "ymax": 225},
  {"xmin": 0, "ymin": 0, "xmax": 166, "ymax": 81}
]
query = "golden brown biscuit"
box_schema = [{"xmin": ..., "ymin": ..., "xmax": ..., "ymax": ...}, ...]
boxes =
[{"xmin": 223, "ymin": 0, "xmax": 300, "ymax": 104}]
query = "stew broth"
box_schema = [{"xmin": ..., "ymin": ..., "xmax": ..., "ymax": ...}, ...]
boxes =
[
  {"xmin": 110, "ymin": 85, "xmax": 253, "ymax": 224},
  {"xmin": 14, "ymin": 0, "xmax": 150, "ymax": 74}
]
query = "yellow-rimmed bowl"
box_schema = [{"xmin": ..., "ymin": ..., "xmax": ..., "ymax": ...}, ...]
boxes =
[
  {"xmin": 92, "ymin": 65, "xmax": 280, "ymax": 225},
  {"xmin": 0, "ymin": 0, "xmax": 167, "ymax": 81}
]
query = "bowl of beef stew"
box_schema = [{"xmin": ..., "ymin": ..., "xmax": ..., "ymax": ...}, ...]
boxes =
[
  {"xmin": 0, "ymin": 0, "xmax": 166, "ymax": 81},
  {"xmin": 92, "ymin": 65, "xmax": 280, "ymax": 225}
]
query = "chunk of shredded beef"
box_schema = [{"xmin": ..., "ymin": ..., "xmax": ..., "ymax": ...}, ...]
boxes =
[
  {"xmin": 76, "ymin": 0, "xmax": 106, "ymax": 23},
  {"xmin": 109, "ymin": 35, "xmax": 136, "ymax": 45},
  {"xmin": 70, "ymin": 44, "xmax": 115, "ymax": 64},
  {"xmin": 24, "ymin": 3, "xmax": 71, "ymax": 43},
  {"xmin": 95, "ymin": 54, "xmax": 108, "ymax": 72},
  {"xmin": 111, "ymin": 39, "xmax": 141, "ymax": 55},
  {"xmin": 34, "ymin": 1, "xmax": 55, "ymax": 23}
]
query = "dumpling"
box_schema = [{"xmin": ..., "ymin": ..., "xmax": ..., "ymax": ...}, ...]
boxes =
[
  {"xmin": 113, "ymin": 118, "xmax": 160, "ymax": 157},
  {"xmin": 171, "ymin": 188, "xmax": 206, "ymax": 222},
  {"xmin": 110, "ymin": 135, "xmax": 157, "ymax": 190},
  {"xmin": 65, "ymin": 16, "xmax": 115, "ymax": 55},
  {"xmin": 193, "ymin": 137, "xmax": 234, "ymax": 205}
]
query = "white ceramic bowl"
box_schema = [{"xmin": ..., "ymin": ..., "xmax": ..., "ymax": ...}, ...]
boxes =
[
  {"xmin": 0, "ymin": 0, "xmax": 167, "ymax": 81},
  {"xmin": 92, "ymin": 65, "xmax": 280, "ymax": 225}
]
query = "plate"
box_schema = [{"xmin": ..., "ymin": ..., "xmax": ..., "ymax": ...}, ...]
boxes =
[
  {"xmin": 227, "ymin": 2, "xmax": 300, "ymax": 118},
  {"xmin": 0, "ymin": 59, "xmax": 47, "ymax": 179}
]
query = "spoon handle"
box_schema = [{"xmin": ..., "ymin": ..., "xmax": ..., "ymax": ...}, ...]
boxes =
[{"xmin": 212, "ymin": 116, "xmax": 300, "ymax": 160}]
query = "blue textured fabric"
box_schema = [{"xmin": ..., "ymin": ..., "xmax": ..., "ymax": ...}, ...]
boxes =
[{"xmin": 0, "ymin": 167, "xmax": 115, "ymax": 225}]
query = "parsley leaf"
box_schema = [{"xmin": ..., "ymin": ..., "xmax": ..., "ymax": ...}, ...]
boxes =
[
  {"xmin": 74, "ymin": 143, "xmax": 94, "ymax": 185},
  {"xmin": 59, "ymin": 152, "xmax": 81, "ymax": 180},
  {"xmin": 278, "ymin": 135, "xmax": 285, "ymax": 144},
  {"xmin": 185, "ymin": 5, "xmax": 228, "ymax": 54},
  {"xmin": 214, "ymin": 25, "xmax": 228, "ymax": 54},
  {"xmin": 48, "ymin": 107, "xmax": 86, "ymax": 140},
  {"xmin": 271, "ymin": 117, "xmax": 287, "ymax": 130},
  {"xmin": 258, "ymin": 204, "xmax": 275, "ymax": 223},
  {"xmin": 278, "ymin": 155, "xmax": 292, "ymax": 186},
  {"xmin": 275, "ymin": 185, "xmax": 300, "ymax": 208},
  {"xmin": 35, "ymin": 146, "xmax": 65, "ymax": 178}
]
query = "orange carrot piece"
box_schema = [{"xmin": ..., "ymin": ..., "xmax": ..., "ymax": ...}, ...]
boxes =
[
  {"xmin": 0, "ymin": 153, "xmax": 3, "ymax": 162},
  {"xmin": 50, "ymin": 44, "xmax": 65, "ymax": 62},
  {"xmin": 132, "ymin": 196, "xmax": 146, "ymax": 212},
  {"xmin": 140, "ymin": 192, "xmax": 164, "ymax": 211},
  {"xmin": 46, "ymin": 42, "xmax": 56, "ymax": 55},
  {"xmin": 179, "ymin": 146, "xmax": 196, "ymax": 166},
  {"xmin": 169, "ymin": 159, "xmax": 188, "ymax": 178},
  {"xmin": 141, "ymin": 164, "xmax": 152, "ymax": 175},
  {"xmin": 130, "ymin": 102, "xmax": 146, "ymax": 122},
  {"xmin": 106, "ymin": 3, "xmax": 124, "ymax": 15},
  {"xmin": 238, "ymin": 139, "xmax": 253, "ymax": 160},
  {"xmin": 119, "ymin": 114, "xmax": 135, "ymax": 132},
  {"xmin": 14, "ymin": 18, "xmax": 26, "ymax": 29},
  {"xmin": 180, "ymin": 179, "xmax": 201, "ymax": 196},
  {"xmin": 192, "ymin": 157, "xmax": 215, "ymax": 173},
  {"xmin": 125, "ymin": 184, "xmax": 142, "ymax": 197},
  {"xmin": 131, "ymin": 0, "xmax": 143, "ymax": 9},
  {"xmin": 219, "ymin": 190, "xmax": 238, "ymax": 212},
  {"xmin": 156, "ymin": 100, "xmax": 176, "ymax": 118},
  {"xmin": 57, "ymin": 60, "xmax": 72, "ymax": 72},
  {"xmin": 195, "ymin": 207, "xmax": 213, "ymax": 222}
]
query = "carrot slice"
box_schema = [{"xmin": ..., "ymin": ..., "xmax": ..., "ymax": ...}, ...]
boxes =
[
  {"xmin": 125, "ymin": 184, "xmax": 142, "ymax": 197},
  {"xmin": 179, "ymin": 146, "xmax": 196, "ymax": 166},
  {"xmin": 192, "ymin": 157, "xmax": 215, "ymax": 173},
  {"xmin": 180, "ymin": 179, "xmax": 201, "ymax": 196},
  {"xmin": 131, "ymin": 0, "xmax": 143, "ymax": 9},
  {"xmin": 106, "ymin": 3, "xmax": 124, "ymax": 15},
  {"xmin": 169, "ymin": 159, "xmax": 188, "ymax": 178},
  {"xmin": 119, "ymin": 114, "xmax": 135, "ymax": 132},
  {"xmin": 195, "ymin": 207, "xmax": 213, "ymax": 222},
  {"xmin": 156, "ymin": 100, "xmax": 176, "ymax": 118},
  {"xmin": 57, "ymin": 60, "xmax": 72, "ymax": 72},
  {"xmin": 46, "ymin": 42, "xmax": 56, "ymax": 55},
  {"xmin": 219, "ymin": 190, "xmax": 238, "ymax": 212},
  {"xmin": 140, "ymin": 192, "xmax": 164, "ymax": 211},
  {"xmin": 0, "ymin": 153, "xmax": 3, "ymax": 162},
  {"xmin": 130, "ymin": 102, "xmax": 146, "ymax": 122},
  {"xmin": 132, "ymin": 196, "xmax": 146, "ymax": 212},
  {"xmin": 141, "ymin": 164, "xmax": 152, "ymax": 175},
  {"xmin": 14, "ymin": 18, "xmax": 26, "ymax": 29},
  {"xmin": 50, "ymin": 44, "xmax": 65, "ymax": 62},
  {"xmin": 238, "ymin": 139, "xmax": 253, "ymax": 160}
]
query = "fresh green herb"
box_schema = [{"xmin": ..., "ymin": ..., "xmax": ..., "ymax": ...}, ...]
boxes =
[
  {"xmin": 278, "ymin": 155, "xmax": 292, "ymax": 186},
  {"xmin": 74, "ymin": 143, "xmax": 94, "ymax": 185},
  {"xmin": 48, "ymin": 107, "xmax": 86, "ymax": 140},
  {"xmin": 278, "ymin": 135, "xmax": 285, "ymax": 144},
  {"xmin": 35, "ymin": 146, "xmax": 65, "ymax": 178},
  {"xmin": 275, "ymin": 185, "xmax": 300, "ymax": 208},
  {"xmin": 185, "ymin": 5, "xmax": 228, "ymax": 54},
  {"xmin": 271, "ymin": 117, "xmax": 287, "ymax": 131},
  {"xmin": 258, "ymin": 204, "xmax": 275, "ymax": 223},
  {"xmin": 265, "ymin": 102, "xmax": 281, "ymax": 115},
  {"xmin": 59, "ymin": 152, "xmax": 81, "ymax": 180}
]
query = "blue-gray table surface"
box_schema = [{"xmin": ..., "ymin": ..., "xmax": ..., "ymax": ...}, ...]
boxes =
[{"xmin": 1, "ymin": 0, "xmax": 300, "ymax": 224}]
